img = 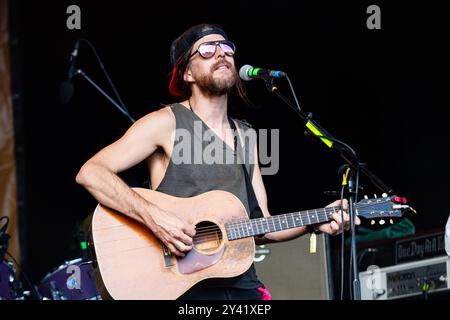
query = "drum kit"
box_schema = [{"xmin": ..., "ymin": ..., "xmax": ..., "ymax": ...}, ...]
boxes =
[
  {"xmin": 37, "ymin": 258, "xmax": 101, "ymax": 300},
  {"xmin": 1, "ymin": 257, "xmax": 101, "ymax": 300},
  {"xmin": 0, "ymin": 216, "xmax": 102, "ymax": 300},
  {"xmin": 0, "ymin": 259, "xmax": 21, "ymax": 300}
]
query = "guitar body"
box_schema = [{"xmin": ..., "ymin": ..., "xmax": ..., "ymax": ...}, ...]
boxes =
[{"xmin": 90, "ymin": 188, "xmax": 255, "ymax": 300}]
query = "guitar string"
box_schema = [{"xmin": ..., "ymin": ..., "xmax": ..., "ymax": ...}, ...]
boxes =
[
  {"xmin": 194, "ymin": 213, "xmax": 394, "ymax": 241},
  {"xmin": 196, "ymin": 210, "xmax": 376, "ymax": 236},
  {"xmin": 225, "ymin": 204, "xmax": 396, "ymax": 230},
  {"xmin": 225, "ymin": 207, "xmax": 389, "ymax": 228},
  {"xmin": 193, "ymin": 208, "xmax": 392, "ymax": 234},
  {"xmin": 191, "ymin": 202, "xmax": 397, "ymax": 235},
  {"xmin": 193, "ymin": 236, "xmax": 223, "ymax": 242},
  {"xmin": 191, "ymin": 203, "xmax": 397, "ymax": 233},
  {"xmin": 195, "ymin": 225, "xmax": 222, "ymax": 231},
  {"xmin": 225, "ymin": 210, "xmax": 396, "ymax": 231},
  {"xmin": 193, "ymin": 238, "xmax": 222, "ymax": 243},
  {"xmin": 194, "ymin": 233, "xmax": 223, "ymax": 238},
  {"xmin": 194, "ymin": 231, "xmax": 223, "ymax": 238},
  {"xmin": 195, "ymin": 211, "xmax": 396, "ymax": 239},
  {"xmin": 225, "ymin": 211, "xmax": 392, "ymax": 230}
]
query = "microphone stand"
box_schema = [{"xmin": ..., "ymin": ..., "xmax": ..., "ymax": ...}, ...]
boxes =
[
  {"xmin": 72, "ymin": 69, "xmax": 136, "ymax": 124},
  {"xmin": 263, "ymin": 78, "xmax": 393, "ymax": 300},
  {"xmin": 70, "ymin": 69, "xmax": 152, "ymax": 187}
]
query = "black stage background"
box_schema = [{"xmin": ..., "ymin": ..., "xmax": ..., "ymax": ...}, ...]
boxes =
[{"xmin": 9, "ymin": 0, "xmax": 450, "ymax": 288}]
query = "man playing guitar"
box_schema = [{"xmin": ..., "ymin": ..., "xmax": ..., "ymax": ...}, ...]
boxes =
[{"xmin": 76, "ymin": 23, "xmax": 359, "ymax": 300}]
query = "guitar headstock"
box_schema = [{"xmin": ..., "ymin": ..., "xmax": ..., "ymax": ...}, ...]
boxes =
[{"xmin": 355, "ymin": 194, "xmax": 411, "ymax": 224}]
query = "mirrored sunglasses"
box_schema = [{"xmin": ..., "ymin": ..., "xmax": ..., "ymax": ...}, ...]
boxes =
[{"xmin": 189, "ymin": 40, "xmax": 236, "ymax": 59}]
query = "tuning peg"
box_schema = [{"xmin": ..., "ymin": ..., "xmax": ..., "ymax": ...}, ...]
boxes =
[
  {"xmin": 364, "ymin": 195, "xmax": 369, "ymax": 199},
  {"xmin": 379, "ymin": 219, "xmax": 385, "ymax": 225},
  {"xmin": 371, "ymin": 220, "xmax": 376, "ymax": 225},
  {"xmin": 390, "ymin": 219, "xmax": 394, "ymax": 224},
  {"xmin": 382, "ymin": 193, "xmax": 388, "ymax": 198},
  {"xmin": 394, "ymin": 196, "xmax": 408, "ymax": 204}
]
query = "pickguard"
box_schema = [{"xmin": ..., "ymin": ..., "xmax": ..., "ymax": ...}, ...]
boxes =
[{"xmin": 177, "ymin": 246, "xmax": 226, "ymax": 274}]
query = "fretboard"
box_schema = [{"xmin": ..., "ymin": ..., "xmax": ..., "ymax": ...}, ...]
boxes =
[{"xmin": 226, "ymin": 206, "xmax": 341, "ymax": 241}]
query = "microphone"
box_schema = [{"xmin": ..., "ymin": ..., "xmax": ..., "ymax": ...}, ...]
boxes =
[
  {"xmin": 60, "ymin": 40, "xmax": 80, "ymax": 104},
  {"xmin": 68, "ymin": 40, "xmax": 80, "ymax": 79},
  {"xmin": 239, "ymin": 64, "xmax": 286, "ymax": 81}
]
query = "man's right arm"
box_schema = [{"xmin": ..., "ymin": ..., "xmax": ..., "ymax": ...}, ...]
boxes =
[{"xmin": 75, "ymin": 107, "xmax": 195, "ymax": 256}]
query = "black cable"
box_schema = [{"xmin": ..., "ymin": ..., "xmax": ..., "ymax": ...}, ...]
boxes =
[
  {"xmin": 357, "ymin": 248, "xmax": 369, "ymax": 267},
  {"xmin": 354, "ymin": 168, "xmax": 360, "ymax": 217},
  {"xmin": 285, "ymin": 75, "xmax": 302, "ymax": 111},
  {"xmin": 313, "ymin": 134, "xmax": 357, "ymax": 157},
  {"xmin": 349, "ymin": 167, "xmax": 360, "ymax": 300},
  {"xmin": 349, "ymin": 245, "xmax": 353, "ymax": 300},
  {"xmin": 340, "ymin": 165, "xmax": 361, "ymax": 300},
  {"xmin": 280, "ymin": 75, "xmax": 358, "ymax": 158},
  {"xmin": 282, "ymin": 82, "xmax": 358, "ymax": 158},
  {"xmin": 339, "ymin": 184, "xmax": 345, "ymax": 300},
  {"xmin": 283, "ymin": 73, "xmax": 361, "ymax": 299},
  {"xmin": 5, "ymin": 251, "xmax": 41, "ymax": 300},
  {"xmin": 370, "ymin": 249, "xmax": 378, "ymax": 266}
]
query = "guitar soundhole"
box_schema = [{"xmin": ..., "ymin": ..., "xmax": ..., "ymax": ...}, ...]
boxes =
[{"xmin": 194, "ymin": 221, "xmax": 223, "ymax": 253}]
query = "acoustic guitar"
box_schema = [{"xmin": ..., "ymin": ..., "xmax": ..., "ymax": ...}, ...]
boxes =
[{"xmin": 90, "ymin": 188, "xmax": 408, "ymax": 299}]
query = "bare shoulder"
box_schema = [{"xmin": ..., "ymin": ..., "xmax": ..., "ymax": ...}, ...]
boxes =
[
  {"xmin": 111, "ymin": 105, "xmax": 176, "ymax": 154},
  {"xmin": 86, "ymin": 106, "xmax": 176, "ymax": 172},
  {"xmin": 134, "ymin": 105, "xmax": 175, "ymax": 130},
  {"xmin": 121, "ymin": 105, "xmax": 175, "ymax": 142}
]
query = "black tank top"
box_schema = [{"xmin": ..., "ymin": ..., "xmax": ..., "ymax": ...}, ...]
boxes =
[{"xmin": 155, "ymin": 103, "xmax": 262, "ymax": 290}]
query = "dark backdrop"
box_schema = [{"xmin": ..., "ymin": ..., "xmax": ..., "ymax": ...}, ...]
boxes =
[{"xmin": 9, "ymin": 0, "xmax": 450, "ymax": 285}]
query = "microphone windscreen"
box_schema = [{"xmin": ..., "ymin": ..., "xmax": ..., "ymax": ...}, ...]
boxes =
[
  {"xmin": 60, "ymin": 81, "xmax": 74, "ymax": 104},
  {"xmin": 239, "ymin": 64, "xmax": 253, "ymax": 81}
]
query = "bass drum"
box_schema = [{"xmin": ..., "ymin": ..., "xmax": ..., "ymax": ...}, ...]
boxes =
[{"xmin": 38, "ymin": 258, "xmax": 101, "ymax": 300}]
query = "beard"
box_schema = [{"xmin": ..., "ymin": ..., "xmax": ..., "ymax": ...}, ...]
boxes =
[{"xmin": 193, "ymin": 61, "xmax": 237, "ymax": 97}]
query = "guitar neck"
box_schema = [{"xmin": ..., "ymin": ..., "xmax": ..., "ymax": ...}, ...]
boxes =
[{"xmin": 226, "ymin": 206, "xmax": 341, "ymax": 240}]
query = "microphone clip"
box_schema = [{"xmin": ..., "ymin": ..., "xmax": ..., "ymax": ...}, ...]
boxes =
[
  {"xmin": 67, "ymin": 40, "xmax": 80, "ymax": 80},
  {"xmin": 264, "ymin": 78, "xmax": 277, "ymax": 92}
]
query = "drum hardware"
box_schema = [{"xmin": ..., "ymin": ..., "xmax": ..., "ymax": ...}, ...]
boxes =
[
  {"xmin": 1, "ymin": 216, "xmax": 28, "ymax": 300},
  {"xmin": 37, "ymin": 258, "xmax": 101, "ymax": 300}
]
